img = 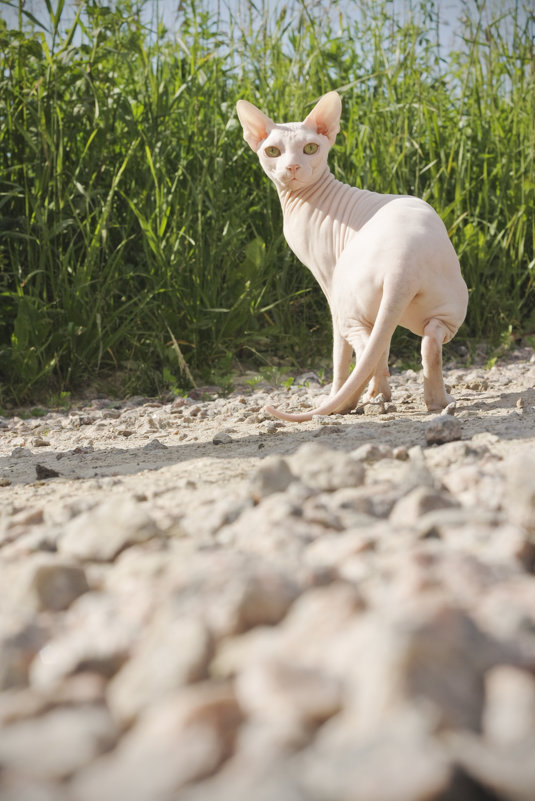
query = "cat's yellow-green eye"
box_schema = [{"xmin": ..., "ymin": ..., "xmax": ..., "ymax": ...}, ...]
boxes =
[
  {"xmin": 303, "ymin": 143, "xmax": 319, "ymax": 155},
  {"xmin": 264, "ymin": 146, "xmax": 281, "ymax": 158}
]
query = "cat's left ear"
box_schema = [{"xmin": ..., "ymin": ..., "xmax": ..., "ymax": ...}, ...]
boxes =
[
  {"xmin": 236, "ymin": 100, "xmax": 276, "ymax": 152},
  {"xmin": 303, "ymin": 91, "xmax": 341, "ymax": 145}
]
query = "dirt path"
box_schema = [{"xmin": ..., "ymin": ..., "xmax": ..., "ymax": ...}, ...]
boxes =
[
  {"xmin": 3, "ymin": 349, "xmax": 534, "ymax": 500},
  {"xmin": 1, "ymin": 349, "xmax": 534, "ymax": 801}
]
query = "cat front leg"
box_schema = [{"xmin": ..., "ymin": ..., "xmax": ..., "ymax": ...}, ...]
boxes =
[{"xmin": 331, "ymin": 323, "xmax": 352, "ymax": 395}]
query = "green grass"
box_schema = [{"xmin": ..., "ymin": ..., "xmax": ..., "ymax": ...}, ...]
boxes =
[{"xmin": 0, "ymin": 0, "xmax": 533, "ymax": 405}]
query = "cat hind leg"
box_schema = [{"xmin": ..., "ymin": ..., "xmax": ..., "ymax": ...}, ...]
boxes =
[
  {"xmin": 331, "ymin": 326, "xmax": 353, "ymax": 395},
  {"xmin": 265, "ymin": 279, "xmax": 410, "ymax": 422},
  {"xmin": 421, "ymin": 319, "xmax": 454, "ymax": 411},
  {"xmin": 367, "ymin": 347, "xmax": 391, "ymax": 401},
  {"xmin": 350, "ymin": 329, "xmax": 391, "ymax": 404}
]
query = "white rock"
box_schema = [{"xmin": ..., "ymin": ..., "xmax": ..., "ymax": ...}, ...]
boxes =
[
  {"xmin": 71, "ymin": 684, "xmax": 241, "ymax": 801},
  {"xmin": 107, "ymin": 614, "xmax": 213, "ymax": 725},
  {"xmin": 0, "ymin": 776, "xmax": 71, "ymax": 801},
  {"xmin": 178, "ymin": 760, "xmax": 308, "ymax": 801},
  {"xmin": 505, "ymin": 451, "xmax": 535, "ymax": 532},
  {"xmin": 389, "ymin": 486, "xmax": 458, "ymax": 526},
  {"xmin": 299, "ymin": 714, "xmax": 451, "ymax": 801},
  {"xmin": 59, "ymin": 497, "xmax": 159, "ymax": 561},
  {"xmin": 0, "ymin": 705, "xmax": 117, "ymax": 780},
  {"xmin": 236, "ymin": 659, "xmax": 342, "ymax": 727},
  {"xmin": 425, "ymin": 416, "xmax": 462, "ymax": 445},
  {"xmin": 351, "ymin": 443, "xmax": 394, "ymax": 463},
  {"xmin": 289, "ymin": 443, "xmax": 365, "ymax": 492},
  {"xmin": 213, "ymin": 431, "xmax": 233, "ymax": 444},
  {"xmin": 445, "ymin": 730, "xmax": 535, "ymax": 801},
  {"xmin": 249, "ymin": 455, "xmax": 295, "ymax": 499},
  {"xmin": 483, "ymin": 665, "xmax": 535, "ymax": 746},
  {"xmin": 29, "ymin": 592, "xmax": 143, "ymax": 690},
  {"xmin": 324, "ymin": 604, "xmax": 497, "ymax": 735},
  {"xmin": 20, "ymin": 557, "xmax": 89, "ymax": 612},
  {"xmin": 0, "ymin": 620, "xmax": 48, "ymax": 691}
]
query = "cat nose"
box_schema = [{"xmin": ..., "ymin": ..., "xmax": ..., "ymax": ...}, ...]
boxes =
[{"xmin": 286, "ymin": 164, "xmax": 300, "ymax": 174}]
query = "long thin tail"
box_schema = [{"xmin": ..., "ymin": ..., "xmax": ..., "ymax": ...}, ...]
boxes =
[{"xmin": 265, "ymin": 280, "xmax": 415, "ymax": 422}]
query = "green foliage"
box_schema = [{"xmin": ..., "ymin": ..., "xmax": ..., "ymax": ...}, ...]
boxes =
[{"xmin": 0, "ymin": 0, "xmax": 533, "ymax": 403}]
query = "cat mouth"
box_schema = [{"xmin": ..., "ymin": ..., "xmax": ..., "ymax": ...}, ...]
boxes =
[
  {"xmin": 277, "ymin": 172, "xmax": 309, "ymax": 189},
  {"xmin": 282, "ymin": 174, "xmax": 301, "ymax": 185}
]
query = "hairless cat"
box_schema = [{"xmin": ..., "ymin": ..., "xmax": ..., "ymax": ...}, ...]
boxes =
[{"xmin": 237, "ymin": 92, "xmax": 468, "ymax": 422}]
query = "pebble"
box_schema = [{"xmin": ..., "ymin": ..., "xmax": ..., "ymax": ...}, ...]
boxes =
[
  {"xmin": 505, "ymin": 452, "xmax": 535, "ymax": 532},
  {"xmin": 0, "ymin": 620, "xmax": 48, "ymax": 691},
  {"xmin": 351, "ymin": 442, "xmax": 394, "ymax": 462},
  {"xmin": 389, "ymin": 486, "xmax": 459, "ymax": 526},
  {"xmin": 249, "ymin": 455, "xmax": 295, "ymax": 499},
  {"xmin": 288, "ymin": 442, "xmax": 365, "ymax": 491},
  {"xmin": 22, "ymin": 558, "xmax": 89, "ymax": 612},
  {"xmin": 31, "ymin": 437, "xmax": 51, "ymax": 447},
  {"xmin": 363, "ymin": 399, "xmax": 386, "ymax": 415},
  {"xmin": 424, "ymin": 415, "xmax": 463, "ymax": 445},
  {"xmin": 235, "ymin": 659, "xmax": 343, "ymax": 726},
  {"xmin": 141, "ymin": 438, "xmax": 167, "ymax": 451},
  {"xmin": 11, "ymin": 447, "xmax": 31, "ymax": 458},
  {"xmin": 71, "ymin": 684, "xmax": 242, "ymax": 801},
  {"xmin": 29, "ymin": 592, "xmax": 143, "ymax": 691},
  {"xmin": 262, "ymin": 421, "xmax": 281, "ymax": 434},
  {"xmin": 59, "ymin": 497, "xmax": 159, "ymax": 561},
  {"xmin": 35, "ymin": 463, "xmax": 60, "ymax": 480},
  {"xmin": 0, "ymin": 705, "xmax": 118, "ymax": 780},
  {"xmin": 107, "ymin": 614, "xmax": 213, "ymax": 725},
  {"xmin": 213, "ymin": 431, "xmax": 233, "ymax": 445},
  {"xmin": 483, "ymin": 666, "xmax": 535, "ymax": 746},
  {"xmin": 313, "ymin": 424, "xmax": 344, "ymax": 436}
]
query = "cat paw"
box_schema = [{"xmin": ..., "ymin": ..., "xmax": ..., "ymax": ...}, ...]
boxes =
[
  {"xmin": 367, "ymin": 379, "xmax": 391, "ymax": 401},
  {"xmin": 425, "ymin": 392, "xmax": 455, "ymax": 412},
  {"xmin": 363, "ymin": 387, "xmax": 391, "ymax": 405}
]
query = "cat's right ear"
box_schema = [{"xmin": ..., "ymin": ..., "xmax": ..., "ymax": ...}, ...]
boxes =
[
  {"xmin": 236, "ymin": 100, "xmax": 275, "ymax": 152},
  {"xmin": 303, "ymin": 91, "xmax": 341, "ymax": 145}
]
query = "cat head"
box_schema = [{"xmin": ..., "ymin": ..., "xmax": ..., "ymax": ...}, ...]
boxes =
[{"xmin": 236, "ymin": 92, "xmax": 341, "ymax": 191}]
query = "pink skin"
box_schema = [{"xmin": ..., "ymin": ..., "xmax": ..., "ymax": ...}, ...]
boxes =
[{"xmin": 236, "ymin": 93, "xmax": 468, "ymax": 422}]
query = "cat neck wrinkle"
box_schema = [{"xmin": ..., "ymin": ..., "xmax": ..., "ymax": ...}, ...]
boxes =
[
  {"xmin": 278, "ymin": 166, "xmax": 333, "ymax": 209},
  {"xmin": 275, "ymin": 167, "xmax": 397, "ymax": 297},
  {"xmin": 278, "ymin": 167, "xmax": 381, "ymax": 235}
]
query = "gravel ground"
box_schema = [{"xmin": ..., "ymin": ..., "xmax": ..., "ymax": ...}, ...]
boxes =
[{"xmin": 1, "ymin": 348, "xmax": 535, "ymax": 801}]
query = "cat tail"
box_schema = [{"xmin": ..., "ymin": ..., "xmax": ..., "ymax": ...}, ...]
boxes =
[{"xmin": 265, "ymin": 278, "xmax": 416, "ymax": 422}]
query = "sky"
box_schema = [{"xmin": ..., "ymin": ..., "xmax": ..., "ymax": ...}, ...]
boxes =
[
  {"xmin": 0, "ymin": 0, "xmax": 527, "ymax": 60},
  {"xmin": 0, "ymin": 0, "xmax": 469, "ymax": 42}
]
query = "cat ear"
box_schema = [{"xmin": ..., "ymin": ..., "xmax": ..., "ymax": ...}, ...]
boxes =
[
  {"xmin": 302, "ymin": 91, "xmax": 341, "ymax": 145},
  {"xmin": 236, "ymin": 100, "xmax": 276, "ymax": 152}
]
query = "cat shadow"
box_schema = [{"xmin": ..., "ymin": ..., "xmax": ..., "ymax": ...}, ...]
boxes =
[
  {"xmin": 456, "ymin": 387, "xmax": 535, "ymax": 414},
  {"xmin": 2, "ymin": 395, "xmax": 534, "ymax": 487}
]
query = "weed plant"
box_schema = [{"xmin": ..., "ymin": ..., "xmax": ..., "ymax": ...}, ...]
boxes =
[{"xmin": 0, "ymin": 0, "xmax": 533, "ymax": 403}]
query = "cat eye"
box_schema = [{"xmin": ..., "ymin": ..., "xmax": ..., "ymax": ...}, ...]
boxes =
[
  {"xmin": 303, "ymin": 143, "xmax": 319, "ymax": 155},
  {"xmin": 264, "ymin": 146, "xmax": 281, "ymax": 158}
]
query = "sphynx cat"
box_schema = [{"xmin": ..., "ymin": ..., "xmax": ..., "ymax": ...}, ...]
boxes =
[{"xmin": 236, "ymin": 91, "xmax": 468, "ymax": 422}]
